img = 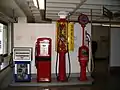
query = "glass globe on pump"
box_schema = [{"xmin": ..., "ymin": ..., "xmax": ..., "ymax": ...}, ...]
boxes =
[{"xmin": 58, "ymin": 11, "xmax": 69, "ymax": 19}]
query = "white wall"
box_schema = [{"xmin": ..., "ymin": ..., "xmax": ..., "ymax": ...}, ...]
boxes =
[
  {"xmin": 14, "ymin": 23, "xmax": 91, "ymax": 74},
  {"xmin": 110, "ymin": 28, "xmax": 120, "ymax": 67}
]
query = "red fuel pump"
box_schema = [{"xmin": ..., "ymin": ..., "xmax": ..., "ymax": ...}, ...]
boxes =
[
  {"xmin": 55, "ymin": 11, "xmax": 71, "ymax": 82},
  {"xmin": 35, "ymin": 38, "xmax": 51, "ymax": 82},
  {"xmin": 78, "ymin": 14, "xmax": 89, "ymax": 81}
]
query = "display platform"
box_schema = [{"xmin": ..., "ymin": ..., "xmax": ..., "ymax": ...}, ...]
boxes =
[{"xmin": 10, "ymin": 76, "xmax": 93, "ymax": 87}]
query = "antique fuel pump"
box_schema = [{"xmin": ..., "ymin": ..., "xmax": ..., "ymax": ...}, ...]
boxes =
[
  {"xmin": 35, "ymin": 38, "xmax": 52, "ymax": 82},
  {"xmin": 78, "ymin": 14, "xmax": 89, "ymax": 81},
  {"xmin": 55, "ymin": 11, "xmax": 74, "ymax": 82}
]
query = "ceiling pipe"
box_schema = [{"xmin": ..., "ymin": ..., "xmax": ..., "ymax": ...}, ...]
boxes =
[
  {"xmin": 67, "ymin": 0, "xmax": 87, "ymax": 18},
  {"xmin": 0, "ymin": 12, "xmax": 16, "ymax": 23}
]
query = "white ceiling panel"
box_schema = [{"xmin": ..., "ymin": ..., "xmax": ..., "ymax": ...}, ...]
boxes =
[
  {"xmin": 80, "ymin": 5, "xmax": 102, "ymax": 10},
  {"xmin": 46, "ymin": 3, "xmax": 77, "ymax": 7},
  {"xmin": 46, "ymin": 0, "xmax": 83, "ymax": 3},
  {"xmin": 46, "ymin": 8, "xmax": 74, "ymax": 12},
  {"xmin": 85, "ymin": 0, "xmax": 120, "ymax": 5}
]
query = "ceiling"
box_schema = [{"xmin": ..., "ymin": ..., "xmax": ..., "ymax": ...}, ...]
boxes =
[
  {"xmin": 0, "ymin": 0, "xmax": 120, "ymax": 23},
  {"xmin": 0, "ymin": 0, "xmax": 25, "ymax": 23},
  {"xmin": 45, "ymin": 0, "xmax": 120, "ymax": 22}
]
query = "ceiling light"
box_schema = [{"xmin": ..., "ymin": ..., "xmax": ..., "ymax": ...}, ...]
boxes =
[
  {"xmin": 92, "ymin": 23, "xmax": 102, "ymax": 26},
  {"xmin": 33, "ymin": 0, "xmax": 45, "ymax": 10},
  {"xmin": 33, "ymin": 0, "xmax": 38, "ymax": 8},
  {"xmin": 38, "ymin": 0, "xmax": 45, "ymax": 10},
  {"xmin": 102, "ymin": 24, "xmax": 120, "ymax": 27}
]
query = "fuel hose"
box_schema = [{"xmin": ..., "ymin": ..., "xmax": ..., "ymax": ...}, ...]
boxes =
[{"xmin": 85, "ymin": 31, "xmax": 94, "ymax": 73}]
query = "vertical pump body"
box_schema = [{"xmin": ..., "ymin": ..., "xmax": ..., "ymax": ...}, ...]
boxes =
[
  {"xmin": 35, "ymin": 38, "xmax": 51, "ymax": 82},
  {"xmin": 78, "ymin": 14, "xmax": 89, "ymax": 81}
]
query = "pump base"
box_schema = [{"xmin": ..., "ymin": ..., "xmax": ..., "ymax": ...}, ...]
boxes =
[
  {"xmin": 10, "ymin": 76, "xmax": 93, "ymax": 87},
  {"xmin": 57, "ymin": 77, "xmax": 68, "ymax": 82},
  {"xmin": 78, "ymin": 77, "xmax": 88, "ymax": 81},
  {"xmin": 79, "ymin": 60, "xmax": 88, "ymax": 81}
]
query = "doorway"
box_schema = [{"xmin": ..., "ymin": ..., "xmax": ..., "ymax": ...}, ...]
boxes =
[{"xmin": 91, "ymin": 25, "xmax": 110, "ymax": 74}]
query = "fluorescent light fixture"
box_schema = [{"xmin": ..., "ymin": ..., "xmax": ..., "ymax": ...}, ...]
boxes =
[
  {"xmin": 38, "ymin": 0, "xmax": 45, "ymax": 10},
  {"xmin": 33, "ymin": 0, "xmax": 45, "ymax": 10},
  {"xmin": 102, "ymin": 24, "xmax": 110, "ymax": 27},
  {"xmin": 33, "ymin": 0, "xmax": 38, "ymax": 8},
  {"xmin": 92, "ymin": 23, "xmax": 102, "ymax": 26},
  {"xmin": 102, "ymin": 24, "xmax": 120, "ymax": 27}
]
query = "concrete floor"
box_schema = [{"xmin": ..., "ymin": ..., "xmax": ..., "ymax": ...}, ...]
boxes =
[{"xmin": 3, "ymin": 59, "xmax": 120, "ymax": 90}]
